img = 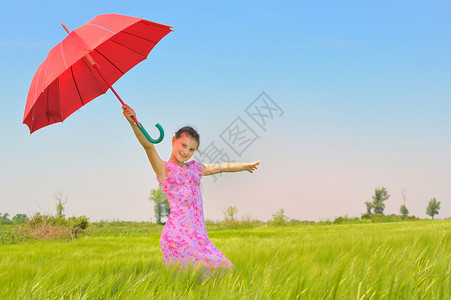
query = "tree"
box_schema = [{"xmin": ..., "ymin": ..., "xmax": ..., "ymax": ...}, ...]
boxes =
[
  {"xmin": 149, "ymin": 187, "xmax": 170, "ymax": 225},
  {"xmin": 12, "ymin": 214, "xmax": 28, "ymax": 224},
  {"xmin": 223, "ymin": 206, "xmax": 238, "ymax": 221},
  {"xmin": 364, "ymin": 201, "xmax": 373, "ymax": 214},
  {"xmin": 0, "ymin": 213, "xmax": 12, "ymax": 225},
  {"xmin": 372, "ymin": 187, "xmax": 390, "ymax": 215},
  {"xmin": 400, "ymin": 205, "xmax": 409, "ymax": 217},
  {"xmin": 55, "ymin": 191, "xmax": 67, "ymax": 217},
  {"xmin": 400, "ymin": 188, "xmax": 409, "ymax": 217},
  {"xmin": 426, "ymin": 198, "xmax": 441, "ymax": 219},
  {"xmin": 271, "ymin": 208, "xmax": 289, "ymax": 226}
]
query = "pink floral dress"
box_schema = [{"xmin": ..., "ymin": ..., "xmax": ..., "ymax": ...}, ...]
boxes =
[{"xmin": 157, "ymin": 160, "xmax": 234, "ymax": 273}]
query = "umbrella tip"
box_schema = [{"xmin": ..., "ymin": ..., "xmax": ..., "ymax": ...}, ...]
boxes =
[{"xmin": 61, "ymin": 23, "xmax": 70, "ymax": 34}]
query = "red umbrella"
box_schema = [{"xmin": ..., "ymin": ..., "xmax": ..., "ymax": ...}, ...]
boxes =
[{"xmin": 23, "ymin": 13, "xmax": 172, "ymax": 143}]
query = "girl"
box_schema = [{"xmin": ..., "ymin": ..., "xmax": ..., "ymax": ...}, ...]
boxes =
[{"xmin": 122, "ymin": 105, "xmax": 260, "ymax": 277}]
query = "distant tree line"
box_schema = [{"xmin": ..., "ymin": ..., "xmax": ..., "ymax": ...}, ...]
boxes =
[
  {"xmin": 0, "ymin": 213, "xmax": 28, "ymax": 225},
  {"xmin": 363, "ymin": 187, "xmax": 442, "ymax": 219},
  {"xmin": 146, "ymin": 185, "xmax": 445, "ymax": 228}
]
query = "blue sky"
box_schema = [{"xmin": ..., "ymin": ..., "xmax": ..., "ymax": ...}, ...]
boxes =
[{"xmin": 1, "ymin": 1, "xmax": 450, "ymax": 221}]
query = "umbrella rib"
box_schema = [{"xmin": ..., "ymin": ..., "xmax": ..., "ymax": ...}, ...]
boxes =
[
  {"xmin": 94, "ymin": 49, "xmax": 125, "ymax": 75},
  {"xmin": 46, "ymin": 88, "xmax": 49, "ymax": 124},
  {"xmin": 57, "ymin": 77, "xmax": 63, "ymax": 122},
  {"xmin": 34, "ymin": 67, "xmax": 43, "ymax": 104},
  {"xmin": 70, "ymin": 67, "xmax": 85, "ymax": 106},
  {"xmin": 108, "ymin": 40, "xmax": 146, "ymax": 58},
  {"xmin": 31, "ymin": 106, "xmax": 34, "ymax": 133},
  {"xmin": 81, "ymin": 57, "xmax": 106, "ymax": 93},
  {"xmin": 121, "ymin": 31, "xmax": 158, "ymax": 45}
]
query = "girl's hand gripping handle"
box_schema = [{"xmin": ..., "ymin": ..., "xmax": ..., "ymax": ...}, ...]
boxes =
[{"xmin": 122, "ymin": 105, "xmax": 164, "ymax": 144}]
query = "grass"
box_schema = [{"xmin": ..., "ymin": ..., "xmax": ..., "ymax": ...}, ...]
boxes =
[{"xmin": 0, "ymin": 220, "xmax": 450, "ymax": 299}]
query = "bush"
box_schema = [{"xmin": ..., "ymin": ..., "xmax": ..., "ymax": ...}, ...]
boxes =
[
  {"xmin": 269, "ymin": 209, "xmax": 289, "ymax": 226},
  {"xmin": 1, "ymin": 213, "xmax": 89, "ymax": 244},
  {"xmin": 85, "ymin": 221, "xmax": 164, "ymax": 237},
  {"xmin": 361, "ymin": 213, "xmax": 372, "ymax": 220},
  {"xmin": 288, "ymin": 219, "xmax": 302, "ymax": 226},
  {"xmin": 317, "ymin": 220, "xmax": 333, "ymax": 225},
  {"xmin": 360, "ymin": 213, "xmax": 420, "ymax": 223},
  {"xmin": 220, "ymin": 215, "xmax": 261, "ymax": 229},
  {"xmin": 333, "ymin": 216, "xmax": 372, "ymax": 224},
  {"xmin": 27, "ymin": 213, "xmax": 89, "ymax": 239},
  {"xmin": 297, "ymin": 220, "xmax": 317, "ymax": 226}
]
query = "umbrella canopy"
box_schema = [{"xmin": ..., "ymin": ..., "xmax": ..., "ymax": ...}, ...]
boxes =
[{"xmin": 23, "ymin": 13, "xmax": 172, "ymax": 133}]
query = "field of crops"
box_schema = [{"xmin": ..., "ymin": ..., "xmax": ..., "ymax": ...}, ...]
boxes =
[{"xmin": 0, "ymin": 220, "xmax": 450, "ymax": 299}]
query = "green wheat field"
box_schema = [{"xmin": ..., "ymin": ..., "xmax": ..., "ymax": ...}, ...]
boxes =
[{"xmin": 1, "ymin": 220, "xmax": 450, "ymax": 299}]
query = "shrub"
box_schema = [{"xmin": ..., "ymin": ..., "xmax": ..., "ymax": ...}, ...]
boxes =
[
  {"xmin": 24, "ymin": 213, "xmax": 88, "ymax": 240},
  {"xmin": 334, "ymin": 216, "xmax": 372, "ymax": 224},
  {"xmin": 360, "ymin": 213, "xmax": 420, "ymax": 223},
  {"xmin": 0, "ymin": 213, "xmax": 90, "ymax": 244},
  {"xmin": 317, "ymin": 220, "xmax": 333, "ymax": 225},
  {"xmin": 221, "ymin": 215, "xmax": 261, "ymax": 229},
  {"xmin": 269, "ymin": 209, "xmax": 289, "ymax": 226},
  {"xmin": 288, "ymin": 219, "xmax": 304, "ymax": 226},
  {"xmin": 297, "ymin": 220, "xmax": 317, "ymax": 226}
]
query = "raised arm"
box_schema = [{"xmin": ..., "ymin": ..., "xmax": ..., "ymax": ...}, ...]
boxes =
[
  {"xmin": 122, "ymin": 105, "xmax": 166, "ymax": 181},
  {"xmin": 201, "ymin": 160, "xmax": 261, "ymax": 176}
]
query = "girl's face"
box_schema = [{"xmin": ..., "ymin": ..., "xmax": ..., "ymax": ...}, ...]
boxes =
[{"xmin": 172, "ymin": 133, "xmax": 199, "ymax": 163}]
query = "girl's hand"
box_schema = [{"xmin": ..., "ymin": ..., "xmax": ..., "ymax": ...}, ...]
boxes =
[
  {"xmin": 122, "ymin": 105, "xmax": 136, "ymax": 123},
  {"xmin": 246, "ymin": 160, "xmax": 261, "ymax": 173}
]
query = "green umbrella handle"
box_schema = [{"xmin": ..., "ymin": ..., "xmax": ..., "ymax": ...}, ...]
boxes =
[{"xmin": 137, "ymin": 122, "xmax": 164, "ymax": 144}]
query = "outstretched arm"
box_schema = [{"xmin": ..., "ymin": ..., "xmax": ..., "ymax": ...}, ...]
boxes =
[
  {"xmin": 202, "ymin": 160, "xmax": 261, "ymax": 176},
  {"xmin": 122, "ymin": 105, "xmax": 166, "ymax": 181}
]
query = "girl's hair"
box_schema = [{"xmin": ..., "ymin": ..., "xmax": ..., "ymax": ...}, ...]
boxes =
[{"xmin": 175, "ymin": 126, "xmax": 200, "ymax": 147}]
